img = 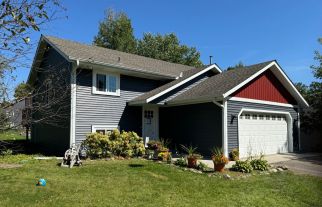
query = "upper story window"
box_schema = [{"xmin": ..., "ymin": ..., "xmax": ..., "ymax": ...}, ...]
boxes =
[{"xmin": 92, "ymin": 70, "xmax": 120, "ymax": 96}]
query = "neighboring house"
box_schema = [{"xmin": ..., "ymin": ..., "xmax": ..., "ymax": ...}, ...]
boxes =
[
  {"xmin": 3, "ymin": 98, "xmax": 30, "ymax": 130},
  {"xmin": 27, "ymin": 35, "xmax": 309, "ymax": 156}
]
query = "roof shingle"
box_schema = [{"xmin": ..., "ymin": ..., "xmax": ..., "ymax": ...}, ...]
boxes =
[{"xmin": 44, "ymin": 36, "xmax": 195, "ymax": 78}]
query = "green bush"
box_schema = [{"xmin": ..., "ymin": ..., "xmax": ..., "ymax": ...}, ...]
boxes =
[
  {"xmin": 231, "ymin": 160, "xmax": 253, "ymax": 173},
  {"xmin": 250, "ymin": 157, "xmax": 269, "ymax": 171},
  {"xmin": 174, "ymin": 157, "xmax": 187, "ymax": 167},
  {"xmin": 82, "ymin": 129, "xmax": 145, "ymax": 159},
  {"xmin": 197, "ymin": 161, "xmax": 209, "ymax": 172}
]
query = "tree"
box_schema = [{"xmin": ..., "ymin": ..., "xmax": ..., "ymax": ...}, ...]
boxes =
[
  {"xmin": 14, "ymin": 82, "xmax": 32, "ymax": 100},
  {"xmin": 0, "ymin": 0, "xmax": 65, "ymax": 101},
  {"xmin": 295, "ymin": 38, "xmax": 322, "ymax": 134},
  {"xmin": 93, "ymin": 9, "xmax": 137, "ymax": 53},
  {"xmin": 227, "ymin": 61, "xmax": 244, "ymax": 70},
  {"xmin": 93, "ymin": 9, "xmax": 203, "ymax": 67},
  {"xmin": 137, "ymin": 33, "xmax": 203, "ymax": 67}
]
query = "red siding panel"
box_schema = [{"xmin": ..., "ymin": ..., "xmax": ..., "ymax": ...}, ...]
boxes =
[{"xmin": 232, "ymin": 70, "xmax": 296, "ymax": 104}]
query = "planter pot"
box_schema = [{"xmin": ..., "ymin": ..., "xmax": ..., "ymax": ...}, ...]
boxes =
[
  {"xmin": 214, "ymin": 162, "xmax": 225, "ymax": 172},
  {"xmin": 187, "ymin": 157, "xmax": 197, "ymax": 168}
]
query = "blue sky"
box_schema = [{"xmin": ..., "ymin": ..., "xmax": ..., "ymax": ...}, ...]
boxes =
[{"xmin": 14, "ymin": 0, "xmax": 322, "ymax": 89}]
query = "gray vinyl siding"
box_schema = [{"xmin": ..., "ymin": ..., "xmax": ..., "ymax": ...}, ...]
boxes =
[
  {"xmin": 31, "ymin": 47, "xmax": 72, "ymax": 155},
  {"xmin": 159, "ymin": 103, "xmax": 222, "ymax": 157},
  {"xmin": 75, "ymin": 69, "xmax": 160, "ymax": 144},
  {"xmin": 227, "ymin": 100, "xmax": 299, "ymax": 152},
  {"xmin": 153, "ymin": 72, "xmax": 213, "ymax": 104}
]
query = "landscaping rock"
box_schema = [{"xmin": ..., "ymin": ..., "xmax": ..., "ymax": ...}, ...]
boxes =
[
  {"xmin": 277, "ymin": 165, "xmax": 288, "ymax": 170},
  {"xmin": 223, "ymin": 174, "xmax": 232, "ymax": 180},
  {"xmin": 277, "ymin": 168, "xmax": 284, "ymax": 172},
  {"xmin": 188, "ymin": 168, "xmax": 202, "ymax": 174},
  {"xmin": 269, "ymin": 169, "xmax": 278, "ymax": 173}
]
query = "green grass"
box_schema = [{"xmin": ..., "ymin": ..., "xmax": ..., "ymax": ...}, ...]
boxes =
[
  {"xmin": 0, "ymin": 130, "xmax": 25, "ymax": 141},
  {"xmin": 0, "ymin": 157, "xmax": 321, "ymax": 207}
]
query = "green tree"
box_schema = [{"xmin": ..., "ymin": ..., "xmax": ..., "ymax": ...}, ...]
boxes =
[
  {"xmin": 227, "ymin": 61, "xmax": 244, "ymax": 70},
  {"xmin": 14, "ymin": 82, "xmax": 32, "ymax": 100},
  {"xmin": 93, "ymin": 9, "xmax": 203, "ymax": 67},
  {"xmin": 137, "ymin": 33, "xmax": 203, "ymax": 67},
  {"xmin": 93, "ymin": 9, "xmax": 137, "ymax": 53},
  {"xmin": 296, "ymin": 38, "xmax": 322, "ymax": 133}
]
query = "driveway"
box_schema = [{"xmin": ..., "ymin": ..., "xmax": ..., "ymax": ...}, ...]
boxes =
[{"xmin": 269, "ymin": 153, "xmax": 322, "ymax": 177}]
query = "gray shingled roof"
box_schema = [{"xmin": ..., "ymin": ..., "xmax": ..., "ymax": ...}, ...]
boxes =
[
  {"xmin": 129, "ymin": 66, "xmax": 210, "ymax": 104},
  {"xmin": 44, "ymin": 36, "xmax": 195, "ymax": 78},
  {"xmin": 167, "ymin": 60, "xmax": 274, "ymax": 103}
]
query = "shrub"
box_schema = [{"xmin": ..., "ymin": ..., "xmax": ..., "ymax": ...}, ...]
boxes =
[
  {"xmin": 231, "ymin": 160, "xmax": 253, "ymax": 173},
  {"xmin": 147, "ymin": 140, "xmax": 162, "ymax": 150},
  {"xmin": 250, "ymin": 156, "xmax": 269, "ymax": 171},
  {"xmin": 229, "ymin": 148, "xmax": 239, "ymax": 161},
  {"xmin": 174, "ymin": 157, "xmax": 187, "ymax": 167},
  {"xmin": 197, "ymin": 161, "xmax": 209, "ymax": 172},
  {"xmin": 82, "ymin": 129, "xmax": 145, "ymax": 159}
]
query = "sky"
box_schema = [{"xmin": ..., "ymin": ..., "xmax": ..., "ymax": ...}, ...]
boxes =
[{"xmin": 13, "ymin": 0, "xmax": 322, "ymax": 90}]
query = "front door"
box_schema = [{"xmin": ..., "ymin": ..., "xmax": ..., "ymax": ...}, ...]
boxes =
[{"xmin": 142, "ymin": 106, "xmax": 159, "ymax": 141}]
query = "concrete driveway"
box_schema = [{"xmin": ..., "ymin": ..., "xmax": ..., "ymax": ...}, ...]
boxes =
[{"xmin": 268, "ymin": 153, "xmax": 322, "ymax": 177}]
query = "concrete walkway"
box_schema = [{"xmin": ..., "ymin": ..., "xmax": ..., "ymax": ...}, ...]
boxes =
[{"xmin": 198, "ymin": 153, "xmax": 322, "ymax": 177}]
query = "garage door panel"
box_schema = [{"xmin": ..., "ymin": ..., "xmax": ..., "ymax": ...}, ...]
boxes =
[{"xmin": 239, "ymin": 112, "xmax": 288, "ymax": 158}]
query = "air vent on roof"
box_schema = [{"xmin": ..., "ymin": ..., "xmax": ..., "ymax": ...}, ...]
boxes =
[{"xmin": 209, "ymin": 56, "xmax": 213, "ymax": 65}]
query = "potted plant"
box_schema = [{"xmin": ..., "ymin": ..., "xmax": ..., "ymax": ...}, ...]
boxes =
[
  {"xmin": 180, "ymin": 144, "xmax": 202, "ymax": 168},
  {"xmin": 147, "ymin": 140, "xmax": 162, "ymax": 159},
  {"xmin": 211, "ymin": 147, "xmax": 229, "ymax": 172},
  {"xmin": 229, "ymin": 148, "xmax": 239, "ymax": 161},
  {"xmin": 158, "ymin": 151, "xmax": 171, "ymax": 162}
]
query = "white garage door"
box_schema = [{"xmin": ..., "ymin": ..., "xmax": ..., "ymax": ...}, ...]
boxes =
[{"xmin": 239, "ymin": 112, "xmax": 288, "ymax": 158}]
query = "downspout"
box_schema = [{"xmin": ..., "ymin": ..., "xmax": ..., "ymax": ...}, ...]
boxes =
[
  {"xmin": 213, "ymin": 100, "xmax": 228, "ymax": 157},
  {"xmin": 70, "ymin": 59, "xmax": 79, "ymax": 146},
  {"xmin": 297, "ymin": 109, "xmax": 301, "ymax": 151}
]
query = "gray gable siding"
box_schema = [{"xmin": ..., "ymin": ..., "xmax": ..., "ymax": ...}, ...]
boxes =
[
  {"xmin": 159, "ymin": 103, "xmax": 222, "ymax": 157},
  {"xmin": 152, "ymin": 71, "xmax": 213, "ymax": 104},
  {"xmin": 31, "ymin": 47, "xmax": 72, "ymax": 155},
  {"xmin": 227, "ymin": 100, "xmax": 299, "ymax": 153},
  {"xmin": 75, "ymin": 69, "xmax": 161, "ymax": 143}
]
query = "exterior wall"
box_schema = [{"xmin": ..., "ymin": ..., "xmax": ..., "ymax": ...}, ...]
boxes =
[
  {"xmin": 4, "ymin": 99, "xmax": 25, "ymax": 129},
  {"xmin": 227, "ymin": 100, "xmax": 299, "ymax": 153},
  {"xmin": 31, "ymin": 47, "xmax": 72, "ymax": 155},
  {"xmin": 75, "ymin": 69, "xmax": 161, "ymax": 144},
  {"xmin": 159, "ymin": 102, "xmax": 222, "ymax": 156},
  {"xmin": 233, "ymin": 70, "xmax": 296, "ymax": 104},
  {"xmin": 153, "ymin": 71, "xmax": 213, "ymax": 104}
]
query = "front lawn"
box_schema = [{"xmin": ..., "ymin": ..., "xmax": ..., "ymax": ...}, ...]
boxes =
[
  {"xmin": 0, "ymin": 130, "xmax": 25, "ymax": 141},
  {"xmin": 0, "ymin": 157, "xmax": 321, "ymax": 207}
]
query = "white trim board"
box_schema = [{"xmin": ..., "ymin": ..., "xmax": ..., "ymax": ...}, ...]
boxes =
[
  {"xmin": 146, "ymin": 64, "xmax": 222, "ymax": 103},
  {"xmin": 91, "ymin": 125, "xmax": 119, "ymax": 132},
  {"xmin": 228, "ymin": 97, "xmax": 297, "ymax": 108},
  {"xmin": 237, "ymin": 108, "xmax": 294, "ymax": 157},
  {"xmin": 69, "ymin": 60, "xmax": 78, "ymax": 146},
  {"xmin": 223, "ymin": 61, "xmax": 309, "ymax": 107}
]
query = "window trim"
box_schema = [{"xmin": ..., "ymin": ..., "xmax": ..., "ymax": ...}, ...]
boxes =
[
  {"xmin": 92, "ymin": 70, "xmax": 120, "ymax": 96},
  {"xmin": 91, "ymin": 125, "xmax": 119, "ymax": 133}
]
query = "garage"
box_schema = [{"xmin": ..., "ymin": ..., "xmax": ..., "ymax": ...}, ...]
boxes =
[{"xmin": 238, "ymin": 112, "xmax": 289, "ymax": 158}]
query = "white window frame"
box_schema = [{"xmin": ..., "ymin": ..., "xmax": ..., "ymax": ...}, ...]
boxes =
[
  {"xmin": 92, "ymin": 69, "xmax": 120, "ymax": 96},
  {"xmin": 91, "ymin": 125, "xmax": 119, "ymax": 134}
]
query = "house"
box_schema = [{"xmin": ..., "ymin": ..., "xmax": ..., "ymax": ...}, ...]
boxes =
[
  {"xmin": 3, "ymin": 98, "xmax": 31, "ymax": 131},
  {"xmin": 27, "ymin": 35, "xmax": 309, "ymax": 157}
]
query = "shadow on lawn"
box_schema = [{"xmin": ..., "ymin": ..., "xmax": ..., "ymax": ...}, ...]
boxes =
[{"xmin": 128, "ymin": 164, "xmax": 145, "ymax": 168}]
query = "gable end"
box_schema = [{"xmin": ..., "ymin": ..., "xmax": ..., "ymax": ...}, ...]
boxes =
[{"xmin": 232, "ymin": 70, "xmax": 297, "ymax": 104}]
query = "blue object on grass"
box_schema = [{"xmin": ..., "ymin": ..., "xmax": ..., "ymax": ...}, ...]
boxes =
[{"xmin": 36, "ymin": 178, "xmax": 46, "ymax": 186}]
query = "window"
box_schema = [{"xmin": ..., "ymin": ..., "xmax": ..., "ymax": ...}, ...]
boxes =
[
  {"xmin": 91, "ymin": 125, "xmax": 119, "ymax": 135},
  {"xmin": 266, "ymin": 115, "xmax": 270, "ymax": 120},
  {"xmin": 277, "ymin": 116, "xmax": 281, "ymax": 121},
  {"xmin": 245, "ymin": 114, "xmax": 251, "ymax": 119},
  {"xmin": 252, "ymin": 114, "xmax": 257, "ymax": 120},
  {"xmin": 272, "ymin": 115, "xmax": 276, "ymax": 120},
  {"xmin": 259, "ymin": 115, "xmax": 264, "ymax": 120},
  {"xmin": 93, "ymin": 71, "xmax": 120, "ymax": 96}
]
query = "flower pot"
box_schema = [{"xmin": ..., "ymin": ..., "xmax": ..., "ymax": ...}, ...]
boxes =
[
  {"xmin": 187, "ymin": 157, "xmax": 197, "ymax": 168},
  {"xmin": 214, "ymin": 162, "xmax": 225, "ymax": 172}
]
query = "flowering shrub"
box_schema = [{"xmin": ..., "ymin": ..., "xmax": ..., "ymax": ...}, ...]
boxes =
[
  {"xmin": 82, "ymin": 129, "xmax": 145, "ymax": 159},
  {"xmin": 229, "ymin": 148, "xmax": 239, "ymax": 161}
]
